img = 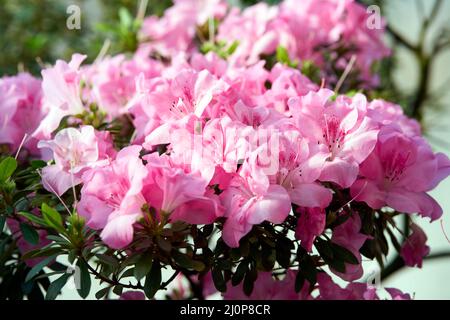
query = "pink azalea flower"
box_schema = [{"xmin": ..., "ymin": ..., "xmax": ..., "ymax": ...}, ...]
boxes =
[
  {"xmin": 217, "ymin": 3, "xmax": 279, "ymax": 65},
  {"xmin": 367, "ymin": 99, "xmax": 421, "ymax": 137},
  {"xmin": 400, "ymin": 223, "xmax": 430, "ymax": 268},
  {"xmin": 350, "ymin": 126, "xmax": 450, "ymax": 220},
  {"xmin": 82, "ymin": 51, "xmax": 162, "ymax": 118},
  {"xmin": 295, "ymin": 207, "xmax": 326, "ymax": 252},
  {"xmin": 78, "ymin": 146, "xmax": 147, "ymax": 249},
  {"xmin": 140, "ymin": 0, "xmax": 227, "ymax": 57},
  {"xmin": 317, "ymin": 272, "xmax": 378, "ymax": 300},
  {"xmin": 119, "ymin": 291, "xmax": 146, "ymax": 300},
  {"xmin": 33, "ymin": 54, "xmax": 87, "ymax": 139},
  {"xmin": 38, "ymin": 126, "xmax": 115, "ymax": 196},
  {"xmin": 143, "ymin": 152, "xmax": 223, "ymax": 225},
  {"xmin": 330, "ymin": 214, "xmax": 369, "ymax": 281},
  {"xmin": 271, "ymin": 132, "xmax": 332, "ymax": 209},
  {"xmin": 220, "ymin": 148, "xmax": 291, "ymax": 247},
  {"xmin": 289, "ymin": 89, "xmax": 379, "ymax": 188},
  {"xmin": 0, "ymin": 73, "xmax": 43, "ymax": 155},
  {"xmin": 385, "ymin": 287, "xmax": 412, "ymax": 300},
  {"xmin": 224, "ymin": 271, "xmax": 311, "ymax": 300},
  {"xmin": 263, "ymin": 63, "xmax": 318, "ymax": 115},
  {"xmin": 135, "ymin": 68, "xmax": 229, "ymax": 147}
]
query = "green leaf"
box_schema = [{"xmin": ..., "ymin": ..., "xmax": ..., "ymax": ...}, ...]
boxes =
[
  {"xmin": 0, "ymin": 216, "xmax": 5, "ymax": 232},
  {"xmin": 119, "ymin": 7, "xmax": 133, "ymax": 28},
  {"xmin": 18, "ymin": 211, "xmax": 46, "ymax": 226},
  {"xmin": 243, "ymin": 266, "xmax": 257, "ymax": 296},
  {"xmin": 96, "ymin": 253, "xmax": 120, "ymax": 269},
  {"xmin": 315, "ymin": 238, "xmax": 334, "ymax": 261},
  {"xmin": 143, "ymin": 261, "xmax": 161, "ymax": 299},
  {"xmin": 31, "ymin": 160, "xmax": 47, "ymax": 169},
  {"xmin": 227, "ymin": 40, "xmax": 239, "ymax": 56},
  {"xmin": 20, "ymin": 223, "xmax": 40, "ymax": 245},
  {"xmin": 95, "ymin": 287, "xmax": 110, "ymax": 300},
  {"xmin": 134, "ymin": 252, "xmax": 153, "ymax": 281},
  {"xmin": 276, "ymin": 237, "xmax": 293, "ymax": 268},
  {"xmin": 329, "ymin": 259, "xmax": 346, "ymax": 273},
  {"xmin": 191, "ymin": 260, "xmax": 206, "ymax": 272},
  {"xmin": 156, "ymin": 236, "xmax": 172, "ymax": 252},
  {"xmin": 22, "ymin": 246, "xmax": 62, "ymax": 260},
  {"xmin": 172, "ymin": 251, "xmax": 204, "ymax": 271},
  {"xmin": 298, "ymin": 254, "xmax": 317, "ymax": 284},
  {"xmin": 41, "ymin": 203, "xmax": 65, "ymax": 233},
  {"xmin": 25, "ymin": 255, "xmax": 56, "ymax": 282},
  {"xmin": 231, "ymin": 261, "xmax": 248, "ymax": 286},
  {"xmin": 0, "ymin": 157, "xmax": 17, "ymax": 182},
  {"xmin": 331, "ymin": 243, "xmax": 359, "ymax": 265},
  {"xmin": 211, "ymin": 266, "xmax": 226, "ymax": 293},
  {"xmin": 276, "ymin": 46, "xmax": 289, "ymax": 64},
  {"xmin": 261, "ymin": 245, "xmax": 276, "ymax": 271},
  {"xmin": 45, "ymin": 273, "xmax": 71, "ymax": 300},
  {"xmin": 113, "ymin": 285, "xmax": 123, "ymax": 296},
  {"xmin": 76, "ymin": 259, "xmax": 91, "ymax": 299}
]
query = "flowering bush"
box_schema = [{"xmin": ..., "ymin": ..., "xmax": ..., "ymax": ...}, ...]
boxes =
[{"xmin": 1, "ymin": 0, "xmax": 449, "ymax": 300}]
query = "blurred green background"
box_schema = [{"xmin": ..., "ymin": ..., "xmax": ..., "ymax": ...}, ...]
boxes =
[{"xmin": 0, "ymin": 0, "xmax": 277, "ymax": 76}]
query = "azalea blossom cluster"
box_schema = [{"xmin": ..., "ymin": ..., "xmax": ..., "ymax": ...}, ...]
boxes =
[{"xmin": 1, "ymin": 0, "xmax": 449, "ymax": 301}]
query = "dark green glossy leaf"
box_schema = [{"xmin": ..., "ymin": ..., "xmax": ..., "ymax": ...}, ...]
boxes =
[
  {"xmin": 143, "ymin": 261, "xmax": 161, "ymax": 299},
  {"xmin": 231, "ymin": 261, "xmax": 248, "ymax": 286},
  {"xmin": 243, "ymin": 266, "xmax": 257, "ymax": 297},
  {"xmin": 45, "ymin": 273, "xmax": 71, "ymax": 300},
  {"xmin": 211, "ymin": 266, "xmax": 226, "ymax": 293},
  {"xmin": 134, "ymin": 252, "xmax": 153, "ymax": 281},
  {"xmin": 95, "ymin": 287, "xmax": 110, "ymax": 300},
  {"xmin": 76, "ymin": 259, "xmax": 91, "ymax": 299},
  {"xmin": 0, "ymin": 216, "xmax": 5, "ymax": 232},
  {"xmin": 331, "ymin": 243, "xmax": 359, "ymax": 265},
  {"xmin": 20, "ymin": 222, "xmax": 39, "ymax": 245},
  {"xmin": 25, "ymin": 255, "xmax": 56, "ymax": 282}
]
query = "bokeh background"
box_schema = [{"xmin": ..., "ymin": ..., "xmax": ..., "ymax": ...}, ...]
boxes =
[{"xmin": 1, "ymin": 0, "xmax": 449, "ymax": 299}]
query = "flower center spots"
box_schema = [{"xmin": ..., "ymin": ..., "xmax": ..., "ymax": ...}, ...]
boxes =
[
  {"xmin": 321, "ymin": 115, "xmax": 345, "ymax": 160},
  {"xmin": 277, "ymin": 151, "xmax": 302, "ymax": 188},
  {"xmin": 168, "ymin": 86, "xmax": 196, "ymax": 119},
  {"xmin": 383, "ymin": 151, "xmax": 411, "ymax": 184}
]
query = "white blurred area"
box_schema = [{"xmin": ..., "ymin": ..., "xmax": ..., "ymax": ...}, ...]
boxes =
[
  {"xmin": 57, "ymin": 0, "xmax": 450, "ymax": 299},
  {"xmin": 377, "ymin": 0, "xmax": 450, "ymax": 299}
]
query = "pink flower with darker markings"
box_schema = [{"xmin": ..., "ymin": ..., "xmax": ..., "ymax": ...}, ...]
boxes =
[
  {"xmin": 133, "ymin": 68, "xmax": 229, "ymax": 147},
  {"xmin": 220, "ymin": 147, "xmax": 291, "ymax": 247},
  {"xmin": 350, "ymin": 126, "xmax": 450, "ymax": 221},
  {"xmin": 271, "ymin": 132, "xmax": 332, "ymax": 209},
  {"xmin": 289, "ymin": 89, "xmax": 379, "ymax": 188}
]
